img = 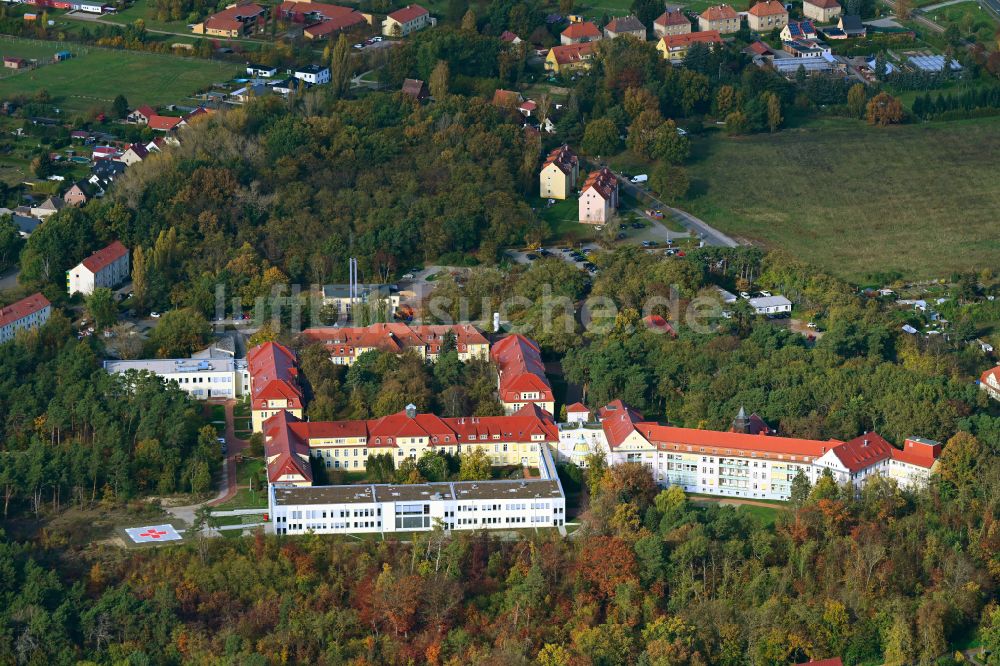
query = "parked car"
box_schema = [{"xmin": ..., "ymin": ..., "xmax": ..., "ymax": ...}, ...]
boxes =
[
  {"xmin": 631, "ymin": 222, "xmax": 643, "ymax": 229},
  {"xmin": 150, "ymin": 311, "xmax": 161, "ymax": 318},
  {"xmin": 525, "ymin": 253, "xmax": 538, "ymax": 261},
  {"xmin": 759, "ymin": 290, "xmax": 772, "ymax": 297},
  {"xmin": 402, "ymin": 273, "xmax": 414, "ymax": 279},
  {"xmin": 807, "ymin": 322, "xmax": 817, "ymax": 329},
  {"xmin": 353, "ymin": 43, "xmax": 364, "ymax": 49},
  {"xmin": 739, "ymin": 292, "xmax": 750, "ymax": 299}
]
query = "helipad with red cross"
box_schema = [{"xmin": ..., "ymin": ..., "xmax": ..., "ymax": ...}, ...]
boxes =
[{"xmin": 125, "ymin": 524, "xmax": 183, "ymax": 543}]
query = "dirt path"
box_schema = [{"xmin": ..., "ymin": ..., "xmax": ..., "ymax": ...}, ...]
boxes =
[{"xmin": 690, "ymin": 496, "xmax": 788, "ymax": 510}]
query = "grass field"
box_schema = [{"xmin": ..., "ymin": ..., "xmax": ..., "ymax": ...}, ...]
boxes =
[
  {"xmin": 684, "ymin": 117, "xmax": 1000, "ymax": 281},
  {"xmin": 924, "ymin": 1, "xmax": 997, "ymax": 41},
  {"xmin": 0, "ymin": 39, "xmax": 236, "ymax": 112},
  {"xmin": 101, "ymin": 0, "xmax": 192, "ymax": 33}
]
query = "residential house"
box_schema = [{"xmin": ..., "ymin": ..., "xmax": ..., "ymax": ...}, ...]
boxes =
[
  {"xmin": 115, "ymin": 143, "xmax": 148, "ymax": 166},
  {"xmin": 0, "ymin": 208, "xmax": 39, "ymax": 237},
  {"xmin": 67, "ymin": 240, "xmax": 130, "ymax": 296},
  {"xmin": 560, "ymin": 20, "xmax": 601, "ymax": 44},
  {"xmin": 231, "ymin": 82, "xmax": 269, "ymax": 103},
  {"xmin": 746, "ymin": 40, "xmax": 775, "ymax": 56},
  {"xmin": 492, "ymin": 88, "xmax": 523, "ymax": 110},
  {"xmin": 565, "ymin": 403, "xmax": 591, "ymax": 423},
  {"xmin": 301, "ymin": 323, "xmax": 489, "ymax": 365},
  {"xmin": 3, "ymin": 56, "xmax": 26, "ymax": 69},
  {"xmin": 192, "ymin": 2, "xmax": 266, "ymax": 37},
  {"xmin": 654, "ymin": 9, "xmax": 692, "ymax": 37},
  {"xmin": 91, "ymin": 145, "xmax": 119, "ymax": 161},
  {"xmin": 803, "ymin": 0, "xmax": 842, "ymax": 22},
  {"xmin": 699, "ymin": 4, "xmax": 740, "ymax": 33},
  {"xmin": 64, "ymin": 180, "xmax": 96, "ymax": 206},
  {"xmin": 656, "ymin": 30, "xmax": 723, "ymax": 63},
  {"xmin": 31, "ymin": 195, "xmax": 65, "ymax": 220},
  {"xmin": 838, "ymin": 14, "xmax": 865, "ymax": 36},
  {"xmin": 294, "ymin": 64, "xmax": 331, "ymax": 85},
  {"xmin": 981, "ymin": 365, "xmax": 1000, "ymax": 402},
  {"xmin": 545, "ymin": 42, "xmax": 596, "ymax": 73},
  {"xmin": 401, "ymin": 78, "xmax": 429, "ymax": 100},
  {"xmin": 90, "ymin": 160, "xmax": 125, "ymax": 190},
  {"xmin": 604, "ymin": 15, "xmax": 646, "ymax": 40},
  {"xmin": 783, "ymin": 38, "xmax": 830, "ymax": 57},
  {"xmin": 781, "ymin": 19, "xmax": 818, "ymax": 40},
  {"xmin": 246, "ymin": 63, "xmax": 278, "ymax": 77},
  {"xmin": 492, "ymin": 333, "xmax": 555, "ymax": 415},
  {"xmin": 0, "ymin": 293, "xmax": 51, "ymax": 344},
  {"xmin": 539, "ymin": 144, "xmax": 579, "ymax": 199},
  {"xmin": 248, "ymin": 341, "xmax": 304, "ymax": 432},
  {"xmin": 269, "ymin": 78, "xmax": 303, "ymax": 95},
  {"xmin": 146, "ymin": 114, "xmax": 186, "ymax": 132},
  {"xmin": 382, "ymin": 4, "xmax": 432, "ymax": 37},
  {"xmin": 748, "ymin": 295, "xmax": 792, "ymax": 315},
  {"xmin": 747, "ymin": 0, "xmax": 788, "ymax": 32},
  {"xmin": 579, "ymin": 167, "xmax": 618, "ymax": 224},
  {"xmin": 499, "ymin": 30, "xmax": 521, "ymax": 44}
]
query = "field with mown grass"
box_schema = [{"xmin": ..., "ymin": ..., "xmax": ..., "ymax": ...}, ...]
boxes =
[
  {"xmin": 0, "ymin": 38, "xmax": 236, "ymax": 112},
  {"xmin": 684, "ymin": 117, "xmax": 1000, "ymax": 281}
]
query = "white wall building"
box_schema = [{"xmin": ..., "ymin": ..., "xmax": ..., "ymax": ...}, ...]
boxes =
[
  {"xmin": 269, "ymin": 438, "xmax": 566, "ymax": 535},
  {"xmin": 293, "ymin": 65, "xmax": 330, "ymax": 85},
  {"xmin": 67, "ymin": 240, "xmax": 130, "ymax": 296},
  {"xmin": 104, "ymin": 347, "xmax": 249, "ymax": 399},
  {"xmin": 748, "ymin": 295, "xmax": 792, "ymax": 315},
  {"xmin": 0, "ymin": 292, "xmax": 51, "ymax": 344}
]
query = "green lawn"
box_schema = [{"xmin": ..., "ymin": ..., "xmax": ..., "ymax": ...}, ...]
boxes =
[
  {"xmin": 683, "ymin": 117, "xmax": 1000, "ymax": 281},
  {"xmin": 923, "ymin": 1, "xmax": 997, "ymax": 40},
  {"xmin": 100, "ymin": 0, "xmax": 194, "ymax": 33},
  {"xmin": 535, "ymin": 196, "xmax": 600, "ymax": 242},
  {"xmin": 0, "ymin": 39, "xmax": 236, "ymax": 112},
  {"xmin": 0, "ymin": 37, "xmax": 66, "ymax": 75}
]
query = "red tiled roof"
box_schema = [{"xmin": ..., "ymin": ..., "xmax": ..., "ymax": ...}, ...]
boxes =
[
  {"xmin": 146, "ymin": 115, "xmax": 184, "ymax": 131},
  {"xmin": 301, "ymin": 324, "xmax": 488, "ymax": 359},
  {"xmin": 304, "ymin": 13, "xmax": 366, "ymax": 36},
  {"xmin": 808, "ymin": 660, "xmax": 844, "ymax": 666},
  {"xmin": 561, "ymin": 21, "xmax": 601, "ymax": 39},
  {"xmin": 203, "ymin": 2, "xmax": 264, "ymax": 31},
  {"xmin": 278, "ymin": 0, "xmax": 357, "ymax": 18},
  {"xmin": 582, "ymin": 167, "xmax": 617, "ymax": 200},
  {"xmin": 549, "ymin": 42, "xmax": 595, "ymax": 65},
  {"xmin": 492, "ymin": 88, "xmax": 522, "ymax": 106},
  {"xmin": 500, "ymin": 30, "xmax": 519, "ymax": 42},
  {"xmin": 273, "ymin": 404, "xmax": 559, "ymax": 460},
  {"xmin": 660, "ymin": 30, "xmax": 723, "ymax": 48},
  {"xmin": 542, "ymin": 144, "xmax": 578, "ymax": 176},
  {"xmin": 491, "ymin": 334, "xmax": 554, "ymax": 408},
  {"xmin": 387, "ymin": 3, "xmax": 428, "ymax": 23},
  {"xmin": 566, "ymin": 402, "xmax": 589, "ymax": 413},
  {"xmin": 248, "ymin": 342, "xmax": 304, "ymax": 411},
  {"xmin": 0, "ymin": 292, "xmax": 50, "ymax": 329},
  {"xmin": 805, "ymin": 0, "xmax": 841, "ymax": 8},
  {"xmin": 980, "ymin": 365, "xmax": 1000, "ymax": 389},
  {"xmin": 639, "ymin": 423, "xmax": 841, "ymax": 459},
  {"xmin": 263, "ymin": 411, "xmax": 313, "ymax": 483},
  {"xmin": 828, "ymin": 433, "xmax": 894, "ymax": 473},
  {"xmin": 643, "ymin": 314, "xmax": 677, "ymax": 337},
  {"xmin": 655, "ymin": 9, "xmax": 690, "ymax": 26},
  {"xmin": 519, "ymin": 100, "xmax": 537, "ymax": 111},
  {"xmin": 747, "ymin": 40, "xmax": 773, "ymax": 55},
  {"xmin": 700, "ymin": 4, "xmax": 738, "ymax": 20},
  {"xmin": 748, "ymin": 0, "xmax": 787, "ymax": 16},
  {"xmin": 80, "ymin": 240, "xmax": 128, "ymax": 273},
  {"xmin": 134, "ymin": 105, "xmax": 155, "ymax": 118}
]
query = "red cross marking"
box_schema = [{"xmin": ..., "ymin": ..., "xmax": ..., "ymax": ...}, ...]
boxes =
[{"xmin": 140, "ymin": 528, "xmax": 168, "ymax": 539}]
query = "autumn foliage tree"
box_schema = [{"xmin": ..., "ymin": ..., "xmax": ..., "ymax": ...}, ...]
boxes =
[{"xmin": 866, "ymin": 92, "xmax": 904, "ymax": 126}]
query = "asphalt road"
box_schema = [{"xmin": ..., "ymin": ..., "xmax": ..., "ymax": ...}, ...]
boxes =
[{"xmin": 614, "ymin": 176, "xmax": 740, "ymax": 248}]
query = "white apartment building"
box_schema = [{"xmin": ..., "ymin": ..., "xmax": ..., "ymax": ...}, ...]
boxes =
[
  {"xmin": 67, "ymin": 241, "xmax": 130, "ymax": 296},
  {"xmin": 0, "ymin": 292, "xmax": 51, "ymax": 344}
]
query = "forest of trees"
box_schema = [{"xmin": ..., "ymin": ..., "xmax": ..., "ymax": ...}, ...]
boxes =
[{"xmin": 0, "ymin": 312, "xmax": 219, "ymax": 520}]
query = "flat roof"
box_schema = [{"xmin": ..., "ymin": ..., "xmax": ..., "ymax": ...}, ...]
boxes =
[
  {"xmin": 272, "ymin": 479, "xmax": 564, "ymax": 505},
  {"xmin": 104, "ymin": 358, "xmax": 237, "ymax": 374},
  {"xmin": 748, "ymin": 295, "xmax": 792, "ymax": 307},
  {"xmin": 451, "ymin": 479, "xmax": 563, "ymax": 501}
]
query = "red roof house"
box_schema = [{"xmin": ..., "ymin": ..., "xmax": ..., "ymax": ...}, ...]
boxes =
[{"xmin": 491, "ymin": 334, "xmax": 554, "ymax": 414}]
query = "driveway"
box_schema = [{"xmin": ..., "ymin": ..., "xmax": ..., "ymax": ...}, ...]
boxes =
[{"xmin": 584, "ymin": 159, "xmax": 741, "ymax": 248}]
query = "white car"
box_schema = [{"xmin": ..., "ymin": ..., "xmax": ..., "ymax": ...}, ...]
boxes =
[
  {"xmin": 402, "ymin": 273, "xmax": 414, "ymax": 280},
  {"xmin": 759, "ymin": 290, "xmax": 772, "ymax": 297},
  {"xmin": 353, "ymin": 43, "xmax": 364, "ymax": 49},
  {"xmin": 807, "ymin": 322, "xmax": 817, "ymax": 329},
  {"xmin": 150, "ymin": 311, "xmax": 161, "ymax": 318},
  {"xmin": 739, "ymin": 292, "xmax": 750, "ymax": 299},
  {"xmin": 371, "ymin": 36, "xmax": 383, "ymax": 42}
]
